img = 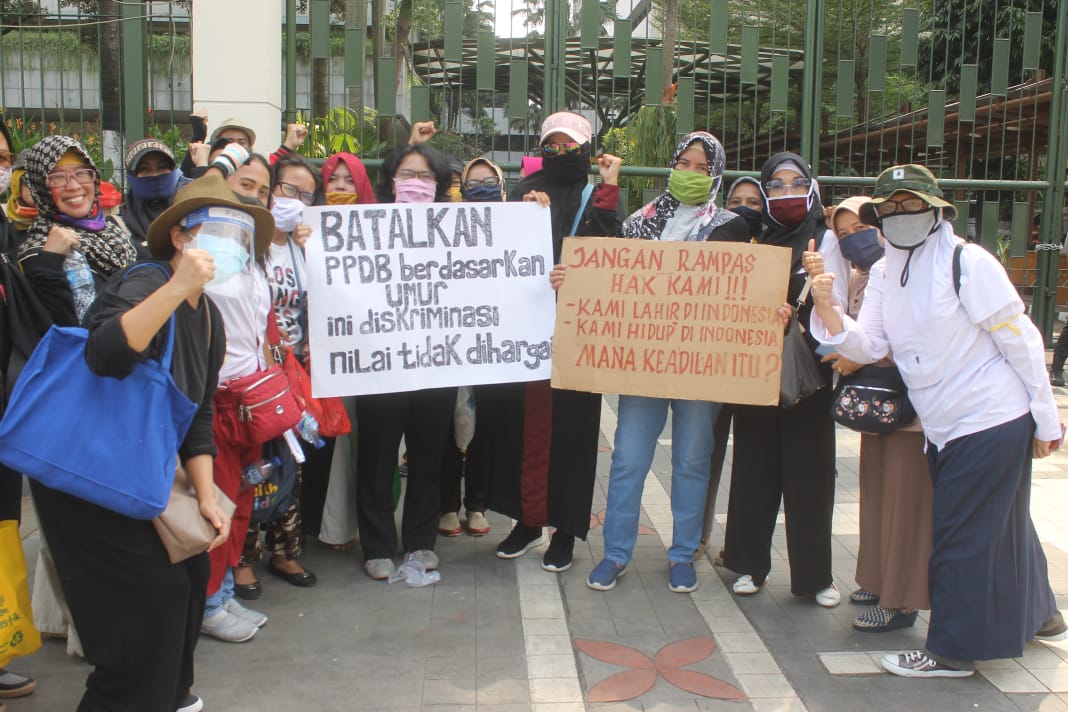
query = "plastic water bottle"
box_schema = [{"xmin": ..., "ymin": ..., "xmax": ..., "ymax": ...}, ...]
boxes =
[
  {"xmin": 294, "ymin": 411, "xmax": 325, "ymax": 449},
  {"xmin": 241, "ymin": 456, "xmax": 281, "ymax": 489},
  {"xmin": 63, "ymin": 249, "xmax": 95, "ymax": 318}
]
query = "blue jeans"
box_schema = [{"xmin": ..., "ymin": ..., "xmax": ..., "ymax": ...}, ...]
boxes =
[
  {"xmin": 204, "ymin": 567, "xmax": 234, "ymax": 618},
  {"xmin": 602, "ymin": 396, "xmax": 720, "ymax": 566}
]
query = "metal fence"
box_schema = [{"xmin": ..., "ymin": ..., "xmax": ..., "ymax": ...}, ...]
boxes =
[{"xmin": 2, "ymin": 0, "xmax": 1068, "ymax": 338}]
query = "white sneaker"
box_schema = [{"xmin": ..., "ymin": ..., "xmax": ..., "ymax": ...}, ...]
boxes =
[
  {"xmin": 225, "ymin": 598, "xmax": 268, "ymax": 628},
  {"xmin": 815, "ymin": 583, "xmax": 841, "ymax": 608},
  {"xmin": 732, "ymin": 574, "xmax": 762, "ymax": 595},
  {"xmin": 407, "ymin": 549, "xmax": 439, "ymax": 571},
  {"xmin": 200, "ymin": 610, "xmax": 257, "ymax": 643},
  {"xmin": 176, "ymin": 694, "xmax": 204, "ymax": 712}
]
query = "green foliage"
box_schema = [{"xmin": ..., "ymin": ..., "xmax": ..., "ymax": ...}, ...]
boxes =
[
  {"xmin": 143, "ymin": 121, "xmax": 188, "ymax": 166},
  {"xmin": 3, "ymin": 115, "xmax": 115, "ymax": 181},
  {"xmin": 607, "ymin": 106, "xmax": 677, "ymax": 212},
  {"xmin": 294, "ymin": 106, "xmax": 388, "ymax": 159},
  {"xmin": 919, "ymin": 0, "xmax": 1057, "ymax": 95}
]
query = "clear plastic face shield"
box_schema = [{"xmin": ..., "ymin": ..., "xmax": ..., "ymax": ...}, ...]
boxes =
[{"xmin": 181, "ymin": 206, "xmax": 255, "ymax": 285}]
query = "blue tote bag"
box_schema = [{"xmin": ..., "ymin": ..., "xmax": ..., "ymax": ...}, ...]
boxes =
[{"xmin": 0, "ymin": 267, "xmax": 197, "ymax": 519}]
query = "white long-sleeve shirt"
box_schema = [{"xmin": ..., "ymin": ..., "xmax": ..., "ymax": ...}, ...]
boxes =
[{"xmin": 810, "ymin": 221, "xmax": 1059, "ymax": 449}]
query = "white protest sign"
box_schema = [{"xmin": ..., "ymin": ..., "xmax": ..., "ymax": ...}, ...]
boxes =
[{"xmin": 304, "ymin": 202, "xmax": 556, "ymax": 397}]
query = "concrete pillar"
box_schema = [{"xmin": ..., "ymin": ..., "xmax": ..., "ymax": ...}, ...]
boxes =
[{"xmin": 190, "ymin": 0, "xmax": 283, "ymax": 155}]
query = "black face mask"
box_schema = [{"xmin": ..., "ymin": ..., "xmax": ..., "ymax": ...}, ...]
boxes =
[
  {"xmin": 234, "ymin": 192, "xmax": 267, "ymax": 209},
  {"xmin": 540, "ymin": 151, "xmax": 589, "ymax": 182},
  {"xmin": 729, "ymin": 205, "xmax": 764, "ymax": 238}
]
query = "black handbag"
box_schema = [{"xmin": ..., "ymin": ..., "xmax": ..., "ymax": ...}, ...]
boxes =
[
  {"xmin": 831, "ymin": 364, "xmax": 916, "ymax": 433},
  {"xmin": 779, "ymin": 278, "xmax": 829, "ymax": 409}
]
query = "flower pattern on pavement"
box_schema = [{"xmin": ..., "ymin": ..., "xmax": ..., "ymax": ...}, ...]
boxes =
[
  {"xmin": 588, "ymin": 508, "xmax": 655, "ymax": 535},
  {"xmin": 575, "ymin": 636, "xmax": 746, "ymax": 702}
]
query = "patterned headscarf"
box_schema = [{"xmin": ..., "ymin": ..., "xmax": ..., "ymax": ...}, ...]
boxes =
[
  {"xmin": 622, "ymin": 131, "xmax": 735, "ymax": 241},
  {"xmin": 19, "ymin": 135, "xmax": 137, "ymax": 276}
]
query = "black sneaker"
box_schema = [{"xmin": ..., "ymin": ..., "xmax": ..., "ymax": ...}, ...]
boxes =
[
  {"xmin": 495, "ymin": 524, "xmax": 544, "ymax": 559},
  {"xmin": 542, "ymin": 532, "xmax": 575, "ymax": 572},
  {"xmin": 1037, "ymin": 611, "xmax": 1068, "ymax": 642},
  {"xmin": 880, "ymin": 651, "xmax": 973, "ymax": 678},
  {"xmin": 1052, "ymin": 369, "xmax": 1065, "ymax": 388}
]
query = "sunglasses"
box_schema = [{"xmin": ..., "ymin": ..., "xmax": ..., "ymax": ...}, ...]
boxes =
[{"xmin": 541, "ymin": 142, "xmax": 582, "ymax": 157}]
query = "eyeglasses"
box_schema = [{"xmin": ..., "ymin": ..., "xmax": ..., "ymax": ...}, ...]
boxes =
[
  {"xmin": 276, "ymin": 181, "xmax": 315, "ymax": 206},
  {"xmin": 764, "ymin": 178, "xmax": 811, "ymax": 197},
  {"xmin": 541, "ymin": 142, "xmax": 582, "ymax": 157},
  {"xmin": 395, "ymin": 168, "xmax": 436, "ymax": 182},
  {"xmin": 874, "ymin": 197, "xmax": 930, "ymax": 217},
  {"xmin": 0, "ymin": 150, "xmax": 14, "ymax": 168},
  {"xmin": 45, "ymin": 168, "xmax": 96, "ymax": 189},
  {"xmin": 463, "ymin": 177, "xmax": 501, "ymax": 190}
]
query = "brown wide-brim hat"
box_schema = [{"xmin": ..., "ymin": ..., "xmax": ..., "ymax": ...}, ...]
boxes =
[{"xmin": 146, "ymin": 174, "xmax": 274, "ymax": 259}]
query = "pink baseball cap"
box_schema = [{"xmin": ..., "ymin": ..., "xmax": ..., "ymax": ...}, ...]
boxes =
[{"xmin": 540, "ymin": 112, "xmax": 592, "ymax": 145}]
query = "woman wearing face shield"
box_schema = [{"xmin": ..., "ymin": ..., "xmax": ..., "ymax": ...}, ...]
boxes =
[
  {"xmin": 28, "ymin": 174, "xmax": 251, "ymax": 712},
  {"xmin": 721, "ymin": 153, "xmax": 843, "ymax": 607},
  {"xmin": 802, "ymin": 196, "xmax": 933, "ymax": 633},
  {"xmin": 811, "ymin": 164, "xmax": 1065, "ymax": 677},
  {"xmin": 194, "ymin": 174, "xmax": 278, "ymax": 645}
]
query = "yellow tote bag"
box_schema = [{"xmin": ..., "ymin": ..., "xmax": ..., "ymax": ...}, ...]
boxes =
[{"xmin": 0, "ymin": 519, "xmax": 40, "ymax": 667}]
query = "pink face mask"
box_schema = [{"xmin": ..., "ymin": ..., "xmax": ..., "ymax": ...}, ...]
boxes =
[{"xmin": 393, "ymin": 178, "xmax": 437, "ymax": 203}]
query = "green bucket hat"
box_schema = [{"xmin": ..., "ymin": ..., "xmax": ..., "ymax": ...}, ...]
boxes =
[{"xmin": 860, "ymin": 164, "xmax": 957, "ymax": 225}]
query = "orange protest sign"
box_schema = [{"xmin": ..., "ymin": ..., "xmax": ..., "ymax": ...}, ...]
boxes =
[{"xmin": 551, "ymin": 237, "xmax": 791, "ymax": 405}]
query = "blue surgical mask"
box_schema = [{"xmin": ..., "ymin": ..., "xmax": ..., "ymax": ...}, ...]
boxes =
[
  {"xmin": 128, "ymin": 171, "xmax": 179, "ymax": 201},
  {"xmin": 463, "ymin": 184, "xmax": 503, "ymax": 202},
  {"xmin": 730, "ymin": 205, "xmax": 764, "ymax": 238},
  {"xmin": 838, "ymin": 227, "xmax": 884, "ymax": 271},
  {"xmin": 190, "ymin": 233, "xmax": 250, "ymax": 285}
]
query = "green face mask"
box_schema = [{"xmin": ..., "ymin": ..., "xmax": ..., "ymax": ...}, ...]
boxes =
[{"xmin": 667, "ymin": 169, "xmax": 714, "ymax": 205}]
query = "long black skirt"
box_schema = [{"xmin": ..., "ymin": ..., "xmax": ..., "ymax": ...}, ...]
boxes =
[
  {"xmin": 925, "ymin": 414, "xmax": 1056, "ymax": 661},
  {"xmin": 484, "ymin": 380, "xmax": 601, "ymax": 539}
]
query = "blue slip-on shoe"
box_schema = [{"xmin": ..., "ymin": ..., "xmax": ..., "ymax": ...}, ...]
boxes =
[
  {"xmin": 668, "ymin": 562, "xmax": 698, "ymax": 593},
  {"xmin": 587, "ymin": 558, "xmax": 627, "ymax": 591}
]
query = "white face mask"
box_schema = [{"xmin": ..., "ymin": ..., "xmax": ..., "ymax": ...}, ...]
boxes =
[
  {"xmin": 880, "ymin": 209, "xmax": 938, "ymax": 250},
  {"xmin": 0, "ymin": 166, "xmax": 13, "ymax": 195},
  {"xmin": 271, "ymin": 196, "xmax": 304, "ymax": 233}
]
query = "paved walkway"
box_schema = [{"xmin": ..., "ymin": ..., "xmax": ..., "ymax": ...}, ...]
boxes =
[{"xmin": 11, "ymin": 388, "xmax": 1068, "ymax": 712}]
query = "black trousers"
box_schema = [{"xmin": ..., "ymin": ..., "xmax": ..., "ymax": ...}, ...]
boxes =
[
  {"xmin": 30, "ymin": 480, "xmax": 208, "ymax": 712},
  {"xmin": 298, "ymin": 436, "xmax": 336, "ymax": 537},
  {"xmin": 1053, "ymin": 325, "xmax": 1068, "ymax": 372},
  {"xmin": 439, "ymin": 391, "xmax": 489, "ymax": 515},
  {"xmin": 356, "ymin": 387, "xmax": 455, "ymax": 559},
  {"xmin": 723, "ymin": 387, "xmax": 836, "ymax": 596},
  {"xmin": 0, "ymin": 464, "xmax": 21, "ymax": 521}
]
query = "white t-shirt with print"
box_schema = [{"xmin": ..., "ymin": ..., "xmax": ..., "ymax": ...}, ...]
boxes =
[{"xmin": 266, "ymin": 239, "xmax": 308, "ymax": 350}]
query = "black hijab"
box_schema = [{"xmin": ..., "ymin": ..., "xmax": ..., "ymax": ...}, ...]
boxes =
[
  {"xmin": 509, "ymin": 144, "xmax": 591, "ymax": 260},
  {"xmin": 758, "ymin": 152, "xmax": 824, "ymax": 275}
]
